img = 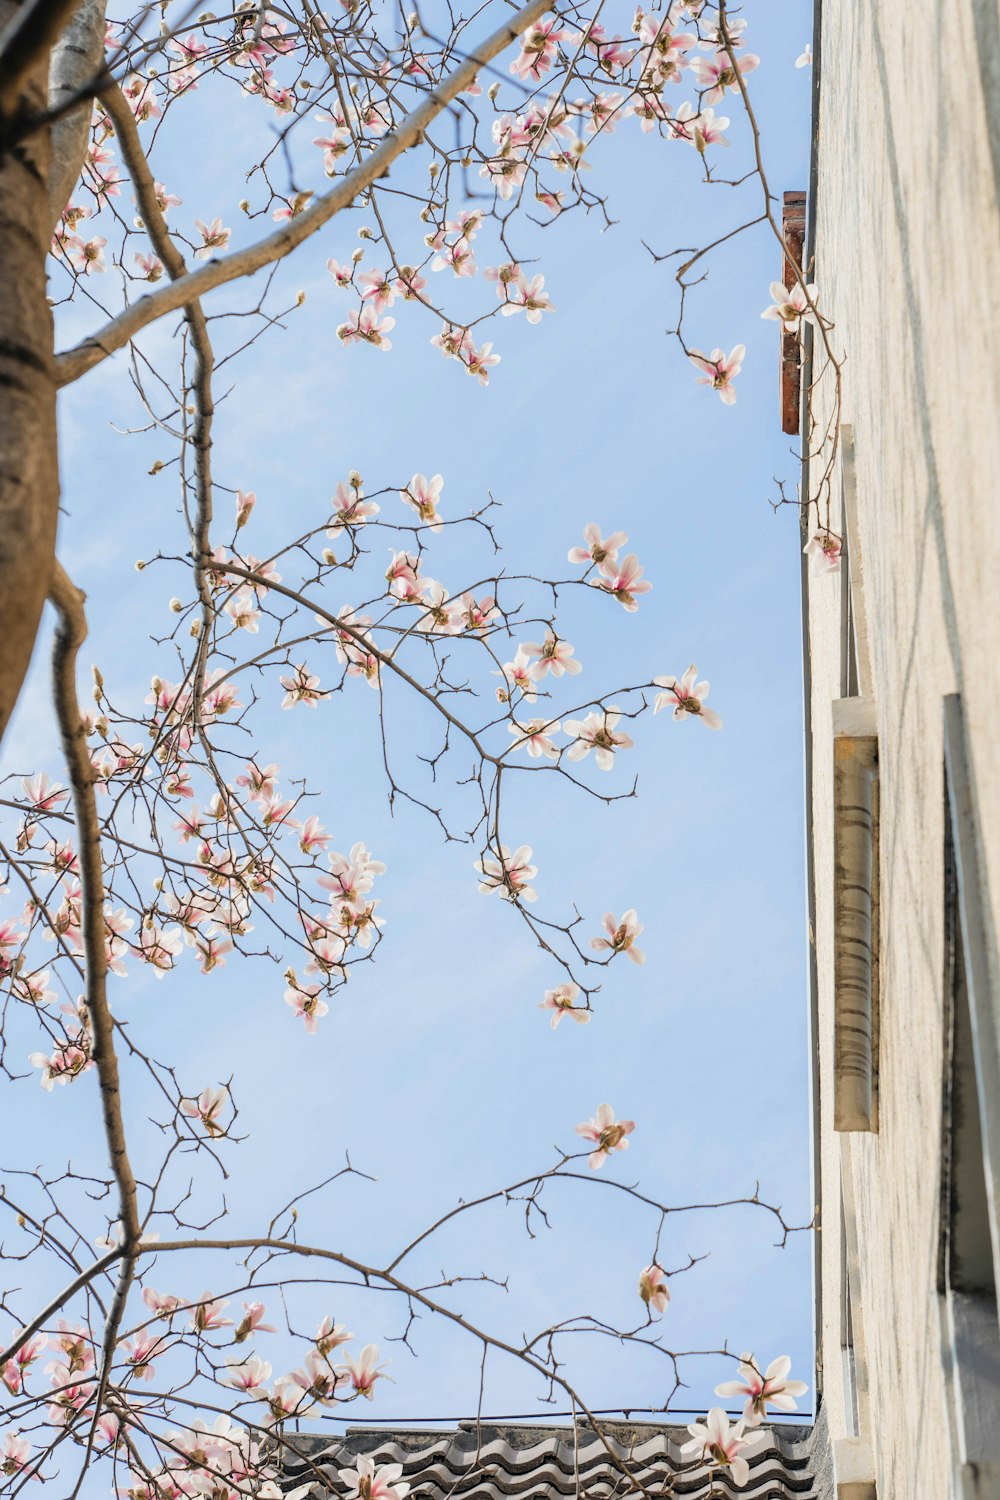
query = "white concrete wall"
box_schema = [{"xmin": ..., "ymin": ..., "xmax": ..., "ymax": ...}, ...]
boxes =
[{"xmin": 807, "ymin": 0, "xmax": 1000, "ymax": 1494}]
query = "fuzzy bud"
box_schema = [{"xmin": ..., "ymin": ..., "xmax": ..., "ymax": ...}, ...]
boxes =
[
  {"xmin": 135, "ymin": 559, "xmax": 146, "ymax": 570},
  {"xmin": 322, "ymin": 548, "xmax": 336, "ymax": 565},
  {"xmin": 487, "ymin": 80, "xmax": 501, "ymax": 101},
  {"xmin": 169, "ymin": 597, "xmax": 183, "ymax": 613},
  {"xmin": 240, "ymin": 198, "xmax": 250, "ymax": 213},
  {"xmin": 296, "ymin": 290, "xmax": 306, "ymax": 305},
  {"xmin": 148, "ymin": 460, "xmax": 164, "ymax": 475},
  {"xmin": 349, "ymin": 470, "xmax": 362, "ymax": 488},
  {"xmin": 351, "ymin": 247, "xmax": 364, "ymax": 263}
]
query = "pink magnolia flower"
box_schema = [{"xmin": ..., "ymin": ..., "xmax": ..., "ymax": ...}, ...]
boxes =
[
  {"xmin": 804, "ymin": 530, "xmax": 842, "ymax": 572},
  {"xmin": 339, "ymin": 1455, "xmax": 410, "ymax": 1500},
  {"xmin": 500, "ymin": 273, "xmax": 554, "ymax": 323},
  {"xmin": 690, "ymin": 50, "xmax": 759, "ymax": 103},
  {"xmin": 189, "ymin": 1294, "xmax": 233, "ymax": 1333},
  {"xmin": 360, "ymin": 268, "xmax": 396, "ymax": 310},
  {"xmin": 154, "ymin": 181, "xmax": 181, "ymax": 214},
  {"xmin": 68, "ymin": 235, "xmax": 108, "ymax": 274},
  {"xmin": 568, "ymin": 523, "xmax": 628, "ymax": 567},
  {"xmin": 495, "ymin": 652, "xmax": 538, "ymax": 705},
  {"xmin": 236, "ymin": 489, "xmax": 256, "ymax": 528},
  {"xmin": 796, "ymin": 43, "xmax": 812, "ymax": 67},
  {"xmin": 315, "ymin": 1316, "xmax": 354, "ymax": 1356},
  {"xmin": 236, "ymin": 762, "xmax": 279, "ymax": 801},
  {"xmin": 400, "ymin": 473, "xmax": 444, "ymax": 530},
  {"xmin": 521, "ymin": 631, "xmax": 582, "ymax": 681},
  {"xmin": 385, "ymin": 550, "xmax": 423, "ymax": 600},
  {"xmin": 194, "ymin": 217, "xmax": 231, "ymax": 258},
  {"xmin": 456, "ymin": 592, "xmax": 498, "ymax": 633},
  {"xmin": 50, "ymin": 1321, "xmax": 94, "ymax": 1373},
  {"xmin": 284, "ymin": 978, "xmax": 330, "ymax": 1034},
  {"xmin": 592, "ymin": 553, "xmax": 652, "ymax": 611},
  {"xmin": 134, "ymin": 252, "xmax": 164, "ymax": 281},
  {"xmin": 671, "ymin": 100, "xmax": 730, "ymax": 150},
  {"xmin": 30, "ymin": 1040, "xmax": 91, "ymax": 1090},
  {"xmin": 313, "ymin": 124, "xmax": 350, "ymax": 172},
  {"xmin": 272, "ymin": 191, "xmax": 313, "ymax": 221},
  {"xmin": 475, "ymin": 844, "xmax": 538, "ymax": 903},
  {"xmin": 327, "ymin": 257, "xmax": 354, "ymax": 288},
  {"xmin": 680, "ymin": 1408, "xmax": 767, "ymax": 1486},
  {"xmin": 397, "ymin": 266, "xmax": 427, "ymax": 301},
  {"xmin": 653, "ymin": 665, "xmax": 722, "ymax": 729},
  {"xmin": 338, "ymin": 305, "xmax": 395, "ymax": 350},
  {"xmin": 414, "ymin": 580, "xmax": 461, "ymax": 635},
  {"xmin": 714, "ymin": 1353, "xmax": 808, "ymax": 1425},
  {"xmin": 508, "ymin": 718, "xmax": 561, "ymax": 761},
  {"xmin": 222, "ymin": 1354, "xmax": 273, "ymax": 1395},
  {"xmin": 563, "ymin": 708, "xmax": 634, "ymax": 771},
  {"xmin": 21, "ymin": 772, "xmax": 69, "ymax": 811},
  {"xmin": 575, "ymin": 1102, "xmax": 636, "ymax": 1169},
  {"xmin": 1, "ymin": 1432, "xmax": 31, "ymax": 1475},
  {"xmin": 688, "ymin": 344, "xmax": 744, "ymax": 404},
  {"xmin": 539, "ymin": 982, "xmax": 590, "ymax": 1029},
  {"xmin": 123, "ymin": 1333, "xmax": 165, "ymax": 1381},
  {"xmin": 484, "ymin": 260, "xmax": 522, "ymax": 298},
  {"xmin": 135, "ymin": 923, "xmax": 183, "ymax": 977},
  {"xmin": 327, "ymin": 479, "xmax": 380, "ymax": 537},
  {"xmin": 288, "ymin": 1349, "xmax": 343, "ymax": 1407},
  {"xmin": 142, "ymin": 1287, "xmax": 183, "ymax": 1319},
  {"xmin": 339, "ymin": 1343, "xmax": 390, "ymax": 1399},
  {"xmin": 462, "ymin": 339, "xmax": 500, "ymax": 386},
  {"xmin": 235, "ymin": 1302, "xmax": 277, "ymax": 1343},
  {"xmin": 180, "ymin": 1086, "xmax": 228, "ymax": 1137},
  {"xmin": 281, "ymin": 664, "xmax": 326, "ymax": 709},
  {"xmin": 431, "ymin": 235, "xmax": 476, "ymax": 278},
  {"xmin": 761, "ymin": 278, "xmax": 818, "ymax": 332},
  {"xmin": 590, "ymin": 909, "xmax": 645, "ymax": 965},
  {"xmin": 639, "ymin": 1264, "xmax": 671, "ymax": 1314},
  {"xmin": 1, "ymin": 1333, "xmax": 45, "ymax": 1395},
  {"xmin": 510, "ymin": 18, "xmax": 566, "ymax": 81},
  {"xmin": 298, "ymin": 815, "xmax": 331, "ymax": 856}
]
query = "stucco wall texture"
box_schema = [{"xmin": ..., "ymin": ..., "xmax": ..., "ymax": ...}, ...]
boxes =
[{"xmin": 806, "ymin": 1, "xmax": 1000, "ymax": 1496}]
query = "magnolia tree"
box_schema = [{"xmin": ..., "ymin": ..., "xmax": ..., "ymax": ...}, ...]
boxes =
[{"xmin": 0, "ymin": 0, "xmax": 828, "ymax": 1494}]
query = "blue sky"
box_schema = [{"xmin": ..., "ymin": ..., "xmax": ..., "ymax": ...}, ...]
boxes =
[{"xmin": 1, "ymin": 0, "xmax": 815, "ymax": 1449}]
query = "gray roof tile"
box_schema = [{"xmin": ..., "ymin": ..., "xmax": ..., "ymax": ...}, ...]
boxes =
[{"xmin": 280, "ymin": 1419, "xmax": 822, "ymax": 1499}]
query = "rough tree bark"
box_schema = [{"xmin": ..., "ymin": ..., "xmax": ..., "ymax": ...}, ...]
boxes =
[
  {"xmin": 0, "ymin": 5, "xmax": 61, "ymax": 746},
  {"xmin": 0, "ymin": 0, "xmax": 98, "ymax": 747}
]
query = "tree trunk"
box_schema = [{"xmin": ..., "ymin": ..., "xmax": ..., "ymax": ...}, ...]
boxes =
[{"xmin": 0, "ymin": 6, "xmax": 60, "ymax": 744}]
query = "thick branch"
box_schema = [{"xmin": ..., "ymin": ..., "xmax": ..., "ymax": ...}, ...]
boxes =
[{"xmin": 46, "ymin": 0, "xmax": 107, "ymax": 228}]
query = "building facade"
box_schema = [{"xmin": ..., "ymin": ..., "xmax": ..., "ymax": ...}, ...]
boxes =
[{"xmin": 803, "ymin": 1, "xmax": 1000, "ymax": 1495}]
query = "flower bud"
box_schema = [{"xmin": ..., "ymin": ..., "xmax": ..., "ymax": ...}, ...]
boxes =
[
  {"xmin": 296, "ymin": 290, "xmax": 306, "ymax": 305},
  {"xmin": 351, "ymin": 247, "xmax": 364, "ymax": 263},
  {"xmin": 487, "ymin": 81, "xmax": 500, "ymax": 101},
  {"xmin": 358, "ymin": 226, "xmax": 373, "ymax": 239},
  {"xmin": 169, "ymin": 597, "xmax": 183, "ymax": 613},
  {"xmin": 349, "ymin": 470, "xmax": 362, "ymax": 488},
  {"xmin": 240, "ymin": 198, "xmax": 250, "ymax": 212},
  {"xmin": 322, "ymin": 548, "xmax": 336, "ymax": 565},
  {"xmin": 148, "ymin": 460, "xmax": 164, "ymax": 475},
  {"xmin": 135, "ymin": 559, "xmax": 146, "ymax": 570}
]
